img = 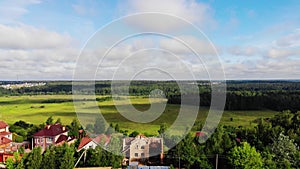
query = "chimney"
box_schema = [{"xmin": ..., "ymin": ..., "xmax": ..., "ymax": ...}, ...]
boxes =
[
  {"xmin": 62, "ymin": 127, "xmax": 65, "ymax": 131},
  {"xmin": 47, "ymin": 125, "xmax": 51, "ymax": 129}
]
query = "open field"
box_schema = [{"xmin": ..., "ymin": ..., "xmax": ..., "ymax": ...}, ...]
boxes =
[{"xmin": 0, "ymin": 95, "xmax": 279, "ymax": 135}]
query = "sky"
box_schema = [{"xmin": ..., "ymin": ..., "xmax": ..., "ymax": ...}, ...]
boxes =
[{"xmin": 0, "ymin": 0, "xmax": 299, "ymax": 80}]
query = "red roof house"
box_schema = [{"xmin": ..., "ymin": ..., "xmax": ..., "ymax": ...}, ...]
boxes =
[
  {"xmin": 0, "ymin": 121, "xmax": 12, "ymax": 153},
  {"xmin": 33, "ymin": 123, "xmax": 68, "ymax": 151},
  {"xmin": 0, "ymin": 121, "xmax": 8, "ymax": 129},
  {"xmin": 77, "ymin": 134, "xmax": 111, "ymax": 152}
]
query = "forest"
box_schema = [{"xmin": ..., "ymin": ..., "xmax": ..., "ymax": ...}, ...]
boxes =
[{"xmin": 1, "ymin": 80, "xmax": 300, "ymax": 111}]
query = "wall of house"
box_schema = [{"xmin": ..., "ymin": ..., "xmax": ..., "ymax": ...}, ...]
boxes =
[
  {"xmin": 129, "ymin": 139, "xmax": 150, "ymax": 161},
  {"xmin": 81, "ymin": 141, "xmax": 98, "ymax": 151}
]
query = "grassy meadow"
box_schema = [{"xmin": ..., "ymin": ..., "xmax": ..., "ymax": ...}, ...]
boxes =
[{"xmin": 0, "ymin": 95, "xmax": 279, "ymax": 135}]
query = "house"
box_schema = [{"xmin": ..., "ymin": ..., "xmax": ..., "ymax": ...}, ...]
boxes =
[
  {"xmin": 33, "ymin": 123, "xmax": 69, "ymax": 151},
  {"xmin": 0, "ymin": 121, "xmax": 12, "ymax": 153},
  {"xmin": 77, "ymin": 137, "xmax": 97, "ymax": 152},
  {"xmin": 0, "ymin": 153, "xmax": 22, "ymax": 163},
  {"xmin": 77, "ymin": 134, "xmax": 111, "ymax": 152},
  {"xmin": 122, "ymin": 135, "xmax": 163, "ymax": 165}
]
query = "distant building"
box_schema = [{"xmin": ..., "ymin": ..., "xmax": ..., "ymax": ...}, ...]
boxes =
[
  {"xmin": 122, "ymin": 135, "xmax": 163, "ymax": 165},
  {"xmin": 33, "ymin": 123, "xmax": 74, "ymax": 151},
  {"xmin": 0, "ymin": 121, "xmax": 12, "ymax": 153}
]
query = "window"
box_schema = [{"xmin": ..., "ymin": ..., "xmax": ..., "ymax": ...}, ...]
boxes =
[
  {"xmin": 141, "ymin": 153, "xmax": 145, "ymax": 157},
  {"xmin": 141, "ymin": 145, "xmax": 145, "ymax": 149},
  {"xmin": 46, "ymin": 137, "xmax": 53, "ymax": 143},
  {"xmin": 135, "ymin": 153, "xmax": 138, "ymax": 157}
]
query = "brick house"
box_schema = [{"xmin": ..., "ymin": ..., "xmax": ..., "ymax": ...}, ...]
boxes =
[
  {"xmin": 0, "ymin": 121, "xmax": 12, "ymax": 153},
  {"xmin": 33, "ymin": 123, "xmax": 69, "ymax": 151},
  {"xmin": 122, "ymin": 135, "xmax": 163, "ymax": 165}
]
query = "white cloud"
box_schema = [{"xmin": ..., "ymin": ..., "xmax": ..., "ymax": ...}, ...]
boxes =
[
  {"xmin": 159, "ymin": 35, "xmax": 219, "ymax": 55},
  {"xmin": 223, "ymin": 58, "xmax": 300, "ymax": 79},
  {"xmin": 72, "ymin": 0, "xmax": 98, "ymax": 16},
  {"xmin": 0, "ymin": 24, "xmax": 78, "ymax": 80},
  {"xmin": 0, "ymin": 0, "xmax": 41, "ymax": 23},
  {"xmin": 274, "ymin": 29, "xmax": 300, "ymax": 47},
  {"xmin": 120, "ymin": 0, "xmax": 215, "ymax": 31},
  {"xmin": 266, "ymin": 48, "xmax": 300, "ymax": 58},
  {"xmin": 228, "ymin": 46, "xmax": 260, "ymax": 56},
  {"xmin": 0, "ymin": 24, "xmax": 74, "ymax": 49}
]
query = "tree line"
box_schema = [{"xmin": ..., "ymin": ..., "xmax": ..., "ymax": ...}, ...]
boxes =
[{"xmin": 1, "ymin": 80, "xmax": 300, "ymax": 111}]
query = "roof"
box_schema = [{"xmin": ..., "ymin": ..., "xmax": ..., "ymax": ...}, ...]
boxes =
[
  {"xmin": 0, "ymin": 131, "xmax": 11, "ymax": 136},
  {"xmin": 0, "ymin": 137, "xmax": 12, "ymax": 145},
  {"xmin": 124, "ymin": 135, "xmax": 162, "ymax": 146},
  {"xmin": 78, "ymin": 134, "xmax": 111, "ymax": 151},
  {"xmin": 0, "ymin": 121, "xmax": 8, "ymax": 129},
  {"xmin": 33, "ymin": 123, "xmax": 68, "ymax": 137},
  {"xmin": 78, "ymin": 137, "xmax": 92, "ymax": 150},
  {"xmin": 55, "ymin": 135, "xmax": 68, "ymax": 144},
  {"xmin": 195, "ymin": 132, "xmax": 205, "ymax": 137}
]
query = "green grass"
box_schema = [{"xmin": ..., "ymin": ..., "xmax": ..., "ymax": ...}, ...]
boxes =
[{"xmin": 0, "ymin": 95, "xmax": 279, "ymax": 135}]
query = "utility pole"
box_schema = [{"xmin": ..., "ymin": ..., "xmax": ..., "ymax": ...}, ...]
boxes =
[
  {"xmin": 74, "ymin": 149, "xmax": 87, "ymax": 168},
  {"xmin": 179, "ymin": 156, "xmax": 180, "ymax": 169},
  {"xmin": 215, "ymin": 154, "xmax": 218, "ymax": 169}
]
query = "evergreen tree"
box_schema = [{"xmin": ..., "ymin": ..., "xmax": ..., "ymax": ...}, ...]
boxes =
[
  {"xmin": 94, "ymin": 116, "xmax": 106, "ymax": 134},
  {"xmin": 158, "ymin": 123, "xmax": 167, "ymax": 136},
  {"xmin": 24, "ymin": 146, "xmax": 42, "ymax": 169},
  {"xmin": 68, "ymin": 118, "xmax": 80, "ymax": 138},
  {"xmin": 55, "ymin": 118, "xmax": 62, "ymax": 124},
  {"xmin": 41, "ymin": 146, "xmax": 56, "ymax": 169},
  {"xmin": 59, "ymin": 143, "xmax": 75, "ymax": 169},
  {"xmin": 114, "ymin": 123, "xmax": 120, "ymax": 132},
  {"xmin": 106, "ymin": 123, "xmax": 115, "ymax": 135},
  {"xmin": 46, "ymin": 116, "xmax": 54, "ymax": 125}
]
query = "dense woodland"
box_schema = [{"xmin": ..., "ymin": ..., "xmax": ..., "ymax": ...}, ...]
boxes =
[{"xmin": 1, "ymin": 80, "xmax": 300, "ymax": 111}]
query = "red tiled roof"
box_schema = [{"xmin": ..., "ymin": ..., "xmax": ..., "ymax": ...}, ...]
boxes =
[
  {"xmin": 0, "ymin": 131, "xmax": 11, "ymax": 136},
  {"xmin": 93, "ymin": 134, "xmax": 111, "ymax": 145},
  {"xmin": 33, "ymin": 123, "xmax": 68, "ymax": 137},
  {"xmin": 0, "ymin": 121, "xmax": 8, "ymax": 129},
  {"xmin": 55, "ymin": 135, "xmax": 68, "ymax": 144},
  {"xmin": 195, "ymin": 132, "xmax": 205, "ymax": 137},
  {"xmin": 78, "ymin": 137, "xmax": 92, "ymax": 150},
  {"xmin": 77, "ymin": 134, "xmax": 111, "ymax": 150},
  {"xmin": 0, "ymin": 137, "xmax": 12, "ymax": 145}
]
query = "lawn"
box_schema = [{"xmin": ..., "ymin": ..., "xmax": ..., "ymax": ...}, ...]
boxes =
[{"xmin": 0, "ymin": 95, "xmax": 279, "ymax": 135}]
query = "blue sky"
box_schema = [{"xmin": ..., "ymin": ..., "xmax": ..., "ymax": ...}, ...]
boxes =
[{"xmin": 0, "ymin": 0, "xmax": 299, "ymax": 80}]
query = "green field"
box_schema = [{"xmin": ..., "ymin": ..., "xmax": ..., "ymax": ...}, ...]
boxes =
[{"xmin": 0, "ymin": 95, "xmax": 279, "ymax": 135}]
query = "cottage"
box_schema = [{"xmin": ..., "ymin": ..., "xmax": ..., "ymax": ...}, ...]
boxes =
[
  {"xmin": 0, "ymin": 121, "xmax": 12, "ymax": 153},
  {"xmin": 122, "ymin": 135, "xmax": 163, "ymax": 165},
  {"xmin": 77, "ymin": 134, "xmax": 111, "ymax": 152},
  {"xmin": 33, "ymin": 123, "xmax": 73, "ymax": 151}
]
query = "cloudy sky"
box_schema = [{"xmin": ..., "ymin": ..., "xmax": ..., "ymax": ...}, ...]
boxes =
[{"xmin": 0, "ymin": 0, "xmax": 299, "ymax": 80}]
